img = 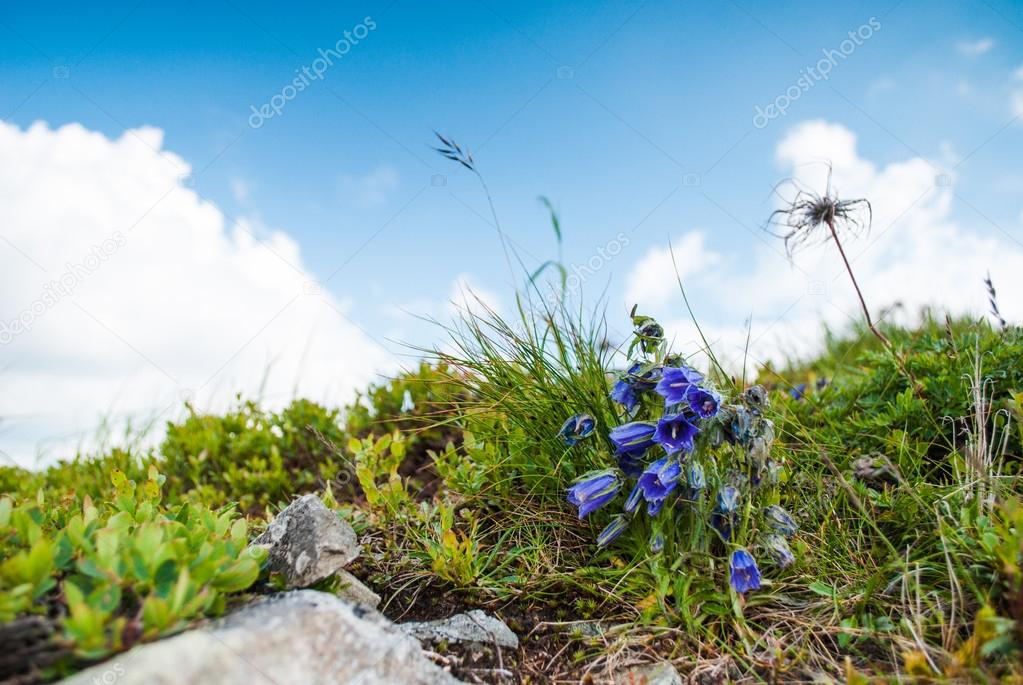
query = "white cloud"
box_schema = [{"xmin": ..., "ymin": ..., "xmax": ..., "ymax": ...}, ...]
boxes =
[
  {"xmin": 622, "ymin": 120, "xmax": 1023, "ymax": 373},
  {"xmin": 0, "ymin": 121, "xmax": 397, "ymax": 467},
  {"xmin": 339, "ymin": 165, "xmax": 400, "ymax": 208},
  {"xmin": 956, "ymin": 37, "xmax": 994, "ymax": 57},
  {"xmin": 624, "ymin": 232, "xmax": 719, "ymax": 310},
  {"xmin": 1012, "ymin": 65, "xmax": 1023, "ymax": 117}
]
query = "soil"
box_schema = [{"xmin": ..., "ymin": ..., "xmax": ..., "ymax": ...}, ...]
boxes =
[{"xmin": 375, "ymin": 575, "xmax": 632, "ymax": 684}]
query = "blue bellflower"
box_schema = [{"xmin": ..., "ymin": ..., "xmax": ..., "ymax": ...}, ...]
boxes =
[
  {"xmin": 654, "ymin": 366, "xmax": 704, "ymax": 406},
  {"xmin": 729, "ymin": 549, "xmax": 762, "ymax": 593},
  {"xmin": 566, "ymin": 469, "xmax": 621, "ymax": 518},
  {"xmin": 610, "ymin": 363, "xmax": 664, "ymax": 411},
  {"xmin": 610, "ymin": 377, "xmax": 639, "ymax": 412},
  {"xmin": 686, "ymin": 386, "xmax": 721, "ymax": 419},
  {"xmin": 637, "ymin": 457, "xmax": 682, "ymax": 515},
  {"xmin": 558, "ymin": 414, "xmax": 596, "ymax": 446},
  {"xmin": 654, "ymin": 413, "xmax": 700, "ymax": 454},
  {"xmin": 609, "ymin": 421, "xmax": 657, "ymax": 454}
]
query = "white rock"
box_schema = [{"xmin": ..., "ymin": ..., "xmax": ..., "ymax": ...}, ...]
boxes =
[
  {"xmin": 616, "ymin": 662, "xmax": 683, "ymax": 685},
  {"xmin": 251, "ymin": 494, "xmax": 360, "ymax": 588},
  {"xmin": 336, "ymin": 569, "xmax": 382, "ymax": 608},
  {"xmin": 401, "ymin": 610, "xmax": 519, "ymax": 649},
  {"xmin": 60, "ymin": 591, "xmax": 462, "ymax": 685}
]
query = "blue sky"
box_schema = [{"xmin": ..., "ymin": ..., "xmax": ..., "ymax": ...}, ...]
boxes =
[{"xmin": 2, "ymin": 0, "xmax": 1023, "ymax": 464}]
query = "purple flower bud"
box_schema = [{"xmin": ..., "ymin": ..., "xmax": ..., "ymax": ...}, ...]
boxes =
[
  {"xmin": 609, "ymin": 421, "xmax": 657, "ymax": 454},
  {"xmin": 596, "ymin": 515, "xmax": 629, "ymax": 547},
  {"xmin": 558, "ymin": 413, "xmax": 596, "ymax": 446},
  {"xmin": 764, "ymin": 505, "xmax": 798, "ymax": 537},
  {"xmin": 566, "ymin": 469, "xmax": 621, "ymax": 518},
  {"xmin": 763, "ymin": 533, "xmax": 795, "ymax": 568}
]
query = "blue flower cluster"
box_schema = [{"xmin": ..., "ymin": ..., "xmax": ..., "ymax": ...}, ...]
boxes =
[{"xmin": 562, "ymin": 312, "xmax": 799, "ymax": 595}]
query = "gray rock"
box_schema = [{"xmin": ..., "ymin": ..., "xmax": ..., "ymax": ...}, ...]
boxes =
[
  {"xmin": 60, "ymin": 591, "xmax": 462, "ymax": 685},
  {"xmin": 251, "ymin": 494, "xmax": 360, "ymax": 588},
  {"xmin": 616, "ymin": 662, "xmax": 683, "ymax": 685},
  {"xmin": 336, "ymin": 569, "xmax": 382, "ymax": 608},
  {"xmin": 401, "ymin": 610, "xmax": 519, "ymax": 649}
]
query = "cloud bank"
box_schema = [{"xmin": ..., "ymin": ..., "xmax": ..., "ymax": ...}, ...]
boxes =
[
  {"xmin": 0, "ymin": 121, "xmax": 395, "ymax": 467},
  {"xmin": 623, "ymin": 120, "xmax": 1023, "ymax": 372}
]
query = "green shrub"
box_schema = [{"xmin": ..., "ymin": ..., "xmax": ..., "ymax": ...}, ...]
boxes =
[
  {"xmin": 345, "ymin": 362, "xmax": 465, "ymax": 498},
  {"xmin": 0, "ymin": 466, "xmax": 264, "ymax": 674},
  {"xmin": 159, "ymin": 398, "xmax": 348, "ymax": 514}
]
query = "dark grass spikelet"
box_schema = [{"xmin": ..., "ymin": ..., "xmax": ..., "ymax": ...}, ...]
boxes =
[
  {"xmin": 433, "ymin": 131, "xmax": 475, "ymax": 171},
  {"xmin": 984, "ymin": 271, "xmax": 1007, "ymax": 330}
]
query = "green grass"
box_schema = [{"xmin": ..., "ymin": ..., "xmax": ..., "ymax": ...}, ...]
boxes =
[
  {"xmin": 1, "ymin": 302, "xmax": 1020, "ymax": 683},
  {"xmin": 385, "ymin": 298, "xmax": 1023, "ymax": 682}
]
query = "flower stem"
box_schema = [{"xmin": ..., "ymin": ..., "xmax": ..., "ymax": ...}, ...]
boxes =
[{"xmin": 825, "ymin": 217, "xmax": 923, "ymax": 395}]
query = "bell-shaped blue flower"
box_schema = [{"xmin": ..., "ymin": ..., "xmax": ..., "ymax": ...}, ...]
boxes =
[
  {"xmin": 637, "ymin": 457, "xmax": 682, "ymax": 514},
  {"xmin": 596, "ymin": 515, "xmax": 630, "ymax": 547},
  {"xmin": 558, "ymin": 413, "xmax": 596, "ymax": 446},
  {"xmin": 566, "ymin": 469, "xmax": 621, "ymax": 518},
  {"xmin": 654, "ymin": 365, "xmax": 704, "ymax": 405},
  {"xmin": 686, "ymin": 386, "xmax": 721, "ymax": 419},
  {"xmin": 729, "ymin": 548, "xmax": 762, "ymax": 593},
  {"xmin": 649, "ymin": 531, "xmax": 665, "ymax": 553},
  {"xmin": 654, "ymin": 413, "xmax": 700, "ymax": 454},
  {"xmin": 610, "ymin": 377, "xmax": 639, "ymax": 412},
  {"xmin": 764, "ymin": 505, "xmax": 798, "ymax": 537},
  {"xmin": 790, "ymin": 383, "xmax": 807, "ymax": 401},
  {"xmin": 609, "ymin": 421, "xmax": 657, "ymax": 454},
  {"xmin": 763, "ymin": 533, "xmax": 795, "ymax": 568}
]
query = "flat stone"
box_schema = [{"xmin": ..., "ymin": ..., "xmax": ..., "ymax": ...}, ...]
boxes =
[
  {"xmin": 59, "ymin": 591, "xmax": 462, "ymax": 685},
  {"xmin": 251, "ymin": 494, "xmax": 360, "ymax": 588},
  {"xmin": 616, "ymin": 662, "xmax": 683, "ymax": 685},
  {"xmin": 401, "ymin": 610, "xmax": 519, "ymax": 649},
  {"xmin": 336, "ymin": 569, "xmax": 381, "ymax": 608}
]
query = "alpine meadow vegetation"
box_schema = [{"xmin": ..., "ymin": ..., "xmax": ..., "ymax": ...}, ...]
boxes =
[{"xmin": 0, "ymin": 138, "xmax": 1020, "ymax": 683}]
